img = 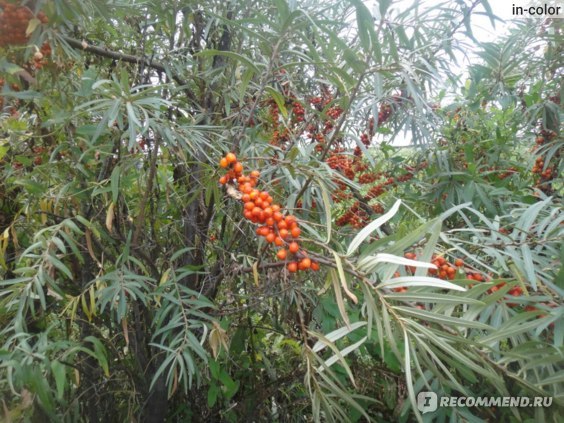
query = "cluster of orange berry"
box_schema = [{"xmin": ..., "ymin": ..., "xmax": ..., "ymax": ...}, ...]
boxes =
[
  {"xmin": 31, "ymin": 41, "xmax": 51, "ymax": 69},
  {"xmin": 0, "ymin": 1, "xmax": 48, "ymax": 47},
  {"xmin": 218, "ymin": 153, "xmax": 319, "ymax": 273},
  {"xmin": 399, "ymin": 252, "xmax": 463, "ymax": 280},
  {"xmin": 532, "ymin": 156, "xmax": 553, "ymax": 179}
]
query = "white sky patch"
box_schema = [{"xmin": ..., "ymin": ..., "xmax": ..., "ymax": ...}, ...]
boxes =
[{"xmin": 364, "ymin": 0, "xmax": 531, "ymax": 146}]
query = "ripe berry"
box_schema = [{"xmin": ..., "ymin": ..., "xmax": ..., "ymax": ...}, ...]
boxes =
[
  {"xmin": 279, "ymin": 228, "xmax": 289, "ymax": 239},
  {"xmin": 219, "ymin": 158, "xmax": 228, "ymax": 168},
  {"xmin": 454, "ymin": 258, "xmax": 464, "ymax": 267},
  {"xmin": 289, "ymin": 242, "xmax": 299, "ymax": 254},
  {"xmin": 250, "ymin": 170, "xmax": 260, "ymax": 178},
  {"xmin": 287, "ymin": 262, "xmax": 298, "ymax": 272},
  {"xmin": 234, "ymin": 162, "xmax": 243, "ymax": 173},
  {"xmin": 266, "ymin": 233, "xmax": 276, "ymax": 243},
  {"xmin": 274, "ymin": 237, "xmax": 284, "ymax": 246},
  {"xmin": 311, "ymin": 261, "xmax": 320, "ymax": 271},
  {"xmin": 226, "ymin": 153, "xmax": 237, "ymax": 164},
  {"xmin": 277, "ymin": 249, "xmax": 287, "ymax": 260},
  {"xmin": 291, "ymin": 227, "xmax": 301, "ymax": 238},
  {"xmin": 300, "ymin": 258, "xmax": 311, "ymax": 269}
]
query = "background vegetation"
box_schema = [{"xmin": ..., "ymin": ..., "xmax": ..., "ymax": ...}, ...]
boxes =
[{"xmin": 0, "ymin": 0, "xmax": 562, "ymax": 421}]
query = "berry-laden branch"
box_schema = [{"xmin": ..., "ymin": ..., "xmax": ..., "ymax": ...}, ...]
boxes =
[{"xmin": 218, "ymin": 153, "xmax": 320, "ymax": 273}]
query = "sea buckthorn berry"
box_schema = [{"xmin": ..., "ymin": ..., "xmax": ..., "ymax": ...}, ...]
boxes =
[
  {"xmin": 266, "ymin": 233, "xmax": 276, "ymax": 243},
  {"xmin": 291, "ymin": 227, "xmax": 301, "ymax": 238},
  {"xmin": 274, "ymin": 237, "xmax": 284, "ymax": 246},
  {"xmin": 300, "ymin": 258, "xmax": 311, "ymax": 269},
  {"xmin": 277, "ymin": 220, "xmax": 288, "ymax": 230},
  {"xmin": 219, "ymin": 175, "xmax": 228, "ymax": 184},
  {"xmin": 287, "ymin": 262, "xmax": 298, "ymax": 273},
  {"xmin": 279, "ymin": 228, "xmax": 289, "ymax": 239},
  {"xmin": 226, "ymin": 153, "xmax": 237, "ymax": 164},
  {"xmin": 311, "ymin": 261, "xmax": 320, "ymax": 271},
  {"xmin": 273, "ymin": 212, "xmax": 283, "ymax": 222},
  {"xmin": 454, "ymin": 258, "xmax": 464, "ymax": 267},
  {"xmin": 277, "ymin": 249, "xmax": 287, "ymax": 260},
  {"xmin": 234, "ymin": 162, "xmax": 243, "ymax": 173},
  {"xmin": 289, "ymin": 242, "xmax": 299, "ymax": 254},
  {"xmin": 220, "ymin": 158, "xmax": 228, "ymax": 168}
]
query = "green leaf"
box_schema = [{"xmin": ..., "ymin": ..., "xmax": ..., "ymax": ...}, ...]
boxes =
[
  {"xmin": 265, "ymin": 87, "xmax": 288, "ymax": 119},
  {"xmin": 110, "ymin": 165, "xmax": 120, "ymax": 204},
  {"xmin": 195, "ymin": 49, "xmax": 260, "ymax": 73},
  {"xmin": 207, "ymin": 383, "xmax": 219, "ymax": 408},
  {"xmin": 347, "ymin": 200, "xmax": 401, "ymax": 257},
  {"xmin": 51, "ymin": 360, "xmax": 66, "ymax": 400},
  {"xmin": 312, "ymin": 321, "xmax": 367, "ymax": 353}
]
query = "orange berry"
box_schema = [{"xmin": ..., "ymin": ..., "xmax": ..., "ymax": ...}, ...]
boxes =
[
  {"xmin": 242, "ymin": 194, "xmax": 251, "ymax": 203},
  {"xmin": 249, "ymin": 190, "xmax": 259, "ymax": 200},
  {"xmin": 260, "ymin": 191, "xmax": 269, "ymax": 200},
  {"xmin": 263, "ymin": 207, "xmax": 273, "ymax": 218},
  {"xmin": 219, "ymin": 158, "xmax": 228, "ymax": 168},
  {"xmin": 273, "ymin": 212, "xmax": 283, "ymax": 222},
  {"xmin": 250, "ymin": 170, "xmax": 260, "ymax": 178},
  {"xmin": 244, "ymin": 201, "xmax": 255, "ymax": 210},
  {"xmin": 454, "ymin": 258, "xmax": 464, "ymax": 267},
  {"xmin": 234, "ymin": 162, "xmax": 243, "ymax": 173},
  {"xmin": 279, "ymin": 228, "xmax": 289, "ymax": 239},
  {"xmin": 259, "ymin": 226, "xmax": 270, "ymax": 236},
  {"xmin": 274, "ymin": 237, "xmax": 284, "ymax": 246},
  {"xmin": 252, "ymin": 207, "xmax": 262, "ymax": 217},
  {"xmin": 266, "ymin": 233, "xmax": 276, "ymax": 243},
  {"xmin": 287, "ymin": 262, "xmax": 298, "ymax": 273},
  {"xmin": 277, "ymin": 249, "xmax": 287, "ymax": 260},
  {"xmin": 265, "ymin": 217, "xmax": 275, "ymax": 226},
  {"xmin": 271, "ymin": 205, "xmax": 281, "ymax": 212},
  {"xmin": 311, "ymin": 261, "xmax": 320, "ymax": 271},
  {"xmin": 289, "ymin": 242, "xmax": 299, "ymax": 254},
  {"xmin": 219, "ymin": 175, "xmax": 228, "ymax": 184},
  {"xmin": 277, "ymin": 220, "xmax": 288, "ymax": 230},
  {"xmin": 291, "ymin": 227, "xmax": 301, "ymax": 238},
  {"xmin": 300, "ymin": 258, "xmax": 311, "ymax": 269},
  {"xmin": 226, "ymin": 153, "xmax": 237, "ymax": 164}
]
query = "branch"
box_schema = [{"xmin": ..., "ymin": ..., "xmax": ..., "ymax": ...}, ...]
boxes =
[{"xmin": 60, "ymin": 35, "xmax": 197, "ymax": 103}]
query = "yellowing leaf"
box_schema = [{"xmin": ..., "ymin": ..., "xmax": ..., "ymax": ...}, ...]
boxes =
[
  {"xmin": 25, "ymin": 18, "xmax": 41, "ymax": 36},
  {"xmin": 105, "ymin": 202, "xmax": 115, "ymax": 233}
]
